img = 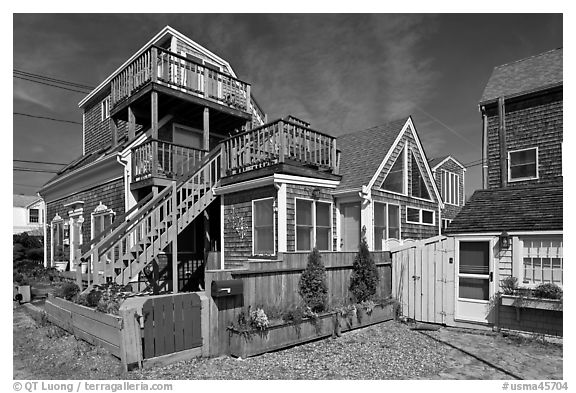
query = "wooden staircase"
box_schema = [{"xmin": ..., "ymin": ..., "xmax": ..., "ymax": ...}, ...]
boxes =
[{"xmin": 82, "ymin": 146, "xmax": 222, "ymax": 288}]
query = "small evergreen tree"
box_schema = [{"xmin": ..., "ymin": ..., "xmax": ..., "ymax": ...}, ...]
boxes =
[
  {"xmin": 298, "ymin": 248, "xmax": 328, "ymax": 312},
  {"xmin": 349, "ymin": 226, "xmax": 379, "ymax": 302}
]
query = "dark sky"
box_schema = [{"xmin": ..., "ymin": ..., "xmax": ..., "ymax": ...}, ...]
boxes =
[{"xmin": 13, "ymin": 14, "xmax": 562, "ymax": 198}]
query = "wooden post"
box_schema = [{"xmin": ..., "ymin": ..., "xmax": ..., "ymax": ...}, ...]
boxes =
[
  {"xmin": 171, "ymin": 182, "xmax": 179, "ymax": 294},
  {"xmin": 278, "ymin": 120, "xmax": 285, "ymax": 163},
  {"xmin": 119, "ymin": 308, "xmax": 143, "ymax": 371},
  {"xmin": 151, "ymin": 91, "xmax": 158, "ymax": 139},
  {"xmin": 332, "ymin": 138, "xmax": 338, "ymax": 174},
  {"xmin": 203, "ymin": 107, "xmax": 210, "ymax": 151},
  {"xmin": 128, "ymin": 106, "xmax": 136, "ymax": 140},
  {"xmin": 245, "ymin": 84, "xmax": 251, "ymax": 113},
  {"xmin": 203, "ymin": 209, "xmax": 210, "ymax": 268},
  {"xmin": 151, "ymin": 46, "xmax": 158, "ymax": 83}
]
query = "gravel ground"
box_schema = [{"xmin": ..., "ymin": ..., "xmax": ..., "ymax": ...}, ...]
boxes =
[{"xmin": 128, "ymin": 321, "xmax": 450, "ymax": 379}]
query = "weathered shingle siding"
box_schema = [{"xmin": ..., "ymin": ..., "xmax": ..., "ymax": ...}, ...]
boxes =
[
  {"xmin": 223, "ymin": 186, "xmax": 277, "ymax": 263},
  {"xmin": 83, "ymin": 95, "xmax": 135, "ymax": 155},
  {"xmin": 45, "ymin": 178, "xmax": 125, "ymax": 263},
  {"xmin": 485, "ymin": 89, "xmax": 563, "ymax": 189}
]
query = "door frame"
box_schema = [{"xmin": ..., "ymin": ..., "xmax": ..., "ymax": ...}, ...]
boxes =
[
  {"xmin": 339, "ymin": 201, "xmax": 361, "ymax": 252},
  {"xmin": 454, "ymin": 236, "xmax": 496, "ymax": 324}
]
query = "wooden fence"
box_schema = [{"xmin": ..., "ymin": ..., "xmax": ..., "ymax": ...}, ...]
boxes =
[
  {"xmin": 391, "ymin": 236, "xmax": 456, "ymax": 326},
  {"xmin": 204, "ymin": 251, "xmax": 392, "ymax": 356},
  {"xmin": 44, "ymin": 292, "xmax": 209, "ymax": 371}
]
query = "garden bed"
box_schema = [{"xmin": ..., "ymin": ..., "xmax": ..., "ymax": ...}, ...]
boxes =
[
  {"xmin": 228, "ymin": 303, "xmax": 395, "ymax": 358},
  {"xmin": 500, "ymin": 295, "xmax": 562, "ymax": 311}
]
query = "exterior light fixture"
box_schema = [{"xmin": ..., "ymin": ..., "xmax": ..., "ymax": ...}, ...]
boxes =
[{"xmin": 500, "ymin": 231, "xmax": 510, "ymax": 249}]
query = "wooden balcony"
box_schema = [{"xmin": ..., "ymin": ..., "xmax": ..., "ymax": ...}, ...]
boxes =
[
  {"xmin": 222, "ymin": 119, "xmax": 340, "ymax": 180},
  {"xmin": 131, "ymin": 139, "xmax": 206, "ymax": 188},
  {"xmin": 111, "ymin": 45, "xmax": 251, "ymax": 116}
]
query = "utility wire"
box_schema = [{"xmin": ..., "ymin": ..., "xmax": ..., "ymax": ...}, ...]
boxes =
[
  {"xmin": 14, "ymin": 75, "xmax": 91, "ymax": 94},
  {"xmin": 414, "ymin": 105, "xmax": 478, "ymax": 147},
  {"xmin": 14, "ymin": 159, "xmax": 67, "ymax": 166},
  {"xmin": 13, "ymin": 167, "xmax": 60, "ymax": 174},
  {"xmin": 13, "ymin": 69, "xmax": 95, "ymax": 90},
  {"xmin": 13, "ymin": 112, "xmax": 82, "ymax": 125}
]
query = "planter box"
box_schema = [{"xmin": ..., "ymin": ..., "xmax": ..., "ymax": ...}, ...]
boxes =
[
  {"xmin": 228, "ymin": 303, "xmax": 395, "ymax": 358},
  {"xmin": 500, "ymin": 295, "xmax": 563, "ymax": 311},
  {"xmin": 229, "ymin": 313, "xmax": 335, "ymax": 358},
  {"xmin": 337, "ymin": 303, "xmax": 395, "ymax": 333}
]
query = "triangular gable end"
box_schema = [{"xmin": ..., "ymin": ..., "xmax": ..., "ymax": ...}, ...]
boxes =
[{"xmin": 367, "ymin": 117, "xmax": 444, "ymax": 208}]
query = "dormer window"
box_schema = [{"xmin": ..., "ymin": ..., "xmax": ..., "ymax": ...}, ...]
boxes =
[{"xmin": 508, "ymin": 147, "xmax": 538, "ymax": 182}]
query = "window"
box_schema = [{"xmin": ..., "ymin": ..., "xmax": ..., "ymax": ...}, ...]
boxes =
[
  {"xmin": 441, "ymin": 170, "xmax": 460, "ymax": 206},
  {"xmin": 296, "ymin": 199, "xmax": 332, "ymax": 251},
  {"xmin": 441, "ymin": 219, "xmax": 452, "ymax": 232},
  {"xmin": 52, "ymin": 215, "xmax": 69, "ymax": 262},
  {"xmin": 405, "ymin": 206, "xmax": 435, "ymax": 226},
  {"xmin": 91, "ymin": 203, "xmax": 115, "ymax": 239},
  {"xmin": 374, "ymin": 202, "xmax": 401, "ymax": 250},
  {"xmin": 508, "ymin": 147, "xmax": 538, "ymax": 181},
  {"xmin": 29, "ymin": 208, "xmax": 39, "ymax": 223},
  {"xmin": 520, "ymin": 237, "xmax": 562, "ymax": 287},
  {"xmin": 381, "ymin": 147, "xmax": 405, "ymax": 194},
  {"xmin": 253, "ymin": 198, "xmax": 274, "ymax": 255},
  {"xmin": 101, "ymin": 97, "xmax": 110, "ymax": 121},
  {"xmin": 410, "ymin": 153, "xmax": 431, "ymax": 200}
]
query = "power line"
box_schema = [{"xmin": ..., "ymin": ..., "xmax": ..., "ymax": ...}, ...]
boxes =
[
  {"xmin": 13, "ymin": 167, "xmax": 60, "ymax": 174},
  {"xmin": 14, "ymin": 75, "xmax": 91, "ymax": 94},
  {"xmin": 14, "ymin": 112, "xmax": 82, "ymax": 125},
  {"xmin": 14, "ymin": 159, "xmax": 67, "ymax": 166},
  {"xmin": 14, "ymin": 69, "xmax": 95, "ymax": 90},
  {"xmin": 414, "ymin": 105, "xmax": 477, "ymax": 147}
]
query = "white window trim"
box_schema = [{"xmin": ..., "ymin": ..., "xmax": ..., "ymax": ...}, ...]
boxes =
[
  {"xmin": 50, "ymin": 214, "xmax": 64, "ymax": 264},
  {"xmin": 101, "ymin": 97, "xmax": 110, "ymax": 121},
  {"xmin": 405, "ymin": 206, "xmax": 436, "ymax": 226},
  {"xmin": 90, "ymin": 202, "xmax": 116, "ymax": 240},
  {"xmin": 373, "ymin": 201, "xmax": 403, "ymax": 250},
  {"xmin": 252, "ymin": 197, "xmax": 276, "ymax": 256},
  {"xmin": 28, "ymin": 208, "xmax": 40, "ymax": 224},
  {"xmin": 379, "ymin": 145, "xmax": 407, "ymax": 195},
  {"xmin": 514, "ymin": 236, "xmax": 563, "ymax": 289},
  {"xmin": 508, "ymin": 147, "xmax": 539, "ymax": 183},
  {"xmin": 441, "ymin": 169, "xmax": 461, "ymax": 206},
  {"xmin": 294, "ymin": 197, "xmax": 333, "ymax": 252}
]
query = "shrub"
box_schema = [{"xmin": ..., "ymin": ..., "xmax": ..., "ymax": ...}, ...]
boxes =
[
  {"xmin": 533, "ymin": 283, "xmax": 563, "ymax": 300},
  {"xmin": 13, "ymin": 272, "xmax": 25, "ymax": 284},
  {"xmin": 249, "ymin": 308, "xmax": 269, "ymax": 331},
  {"xmin": 298, "ymin": 248, "xmax": 328, "ymax": 312},
  {"xmin": 349, "ymin": 227, "xmax": 379, "ymax": 302},
  {"xmin": 86, "ymin": 290, "xmax": 103, "ymax": 307},
  {"xmin": 58, "ymin": 283, "xmax": 80, "ymax": 301},
  {"xmin": 24, "ymin": 248, "xmax": 44, "ymax": 262},
  {"xmin": 500, "ymin": 276, "xmax": 518, "ymax": 295}
]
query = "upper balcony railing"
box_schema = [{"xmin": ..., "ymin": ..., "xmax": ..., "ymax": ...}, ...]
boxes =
[
  {"xmin": 132, "ymin": 139, "xmax": 207, "ymax": 183},
  {"xmin": 222, "ymin": 119, "xmax": 339, "ymax": 176},
  {"xmin": 111, "ymin": 46, "xmax": 251, "ymax": 113}
]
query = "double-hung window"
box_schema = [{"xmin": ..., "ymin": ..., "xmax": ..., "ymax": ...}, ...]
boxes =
[
  {"xmin": 508, "ymin": 147, "xmax": 538, "ymax": 182},
  {"xmin": 295, "ymin": 199, "xmax": 332, "ymax": 251},
  {"xmin": 374, "ymin": 202, "xmax": 401, "ymax": 250},
  {"xmin": 441, "ymin": 170, "xmax": 460, "ymax": 205},
  {"xmin": 253, "ymin": 198, "xmax": 275, "ymax": 255},
  {"xmin": 29, "ymin": 208, "xmax": 39, "ymax": 223},
  {"xmin": 91, "ymin": 203, "xmax": 115, "ymax": 239}
]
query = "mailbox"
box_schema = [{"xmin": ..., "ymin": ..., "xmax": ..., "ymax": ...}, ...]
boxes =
[{"xmin": 211, "ymin": 279, "xmax": 244, "ymax": 297}]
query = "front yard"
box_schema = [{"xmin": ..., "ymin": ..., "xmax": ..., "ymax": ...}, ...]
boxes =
[{"xmin": 13, "ymin": 304, "xmax": 562, "ymax": 380}]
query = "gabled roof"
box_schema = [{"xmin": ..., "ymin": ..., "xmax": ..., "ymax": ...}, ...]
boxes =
[
  {"xmin": 480, "ymin": 48, "xmax": 563, "ymax": 104},
  {"xmin": 445, "ymin": 183, "xmax": 562, "ymax": 234},
  {"xmin": 13, "ymin": 194, "xmax": 41, "ymax": 208},
  {"xmin": 336, "ymin": 118, "xmax": 408, "ymax": 191},
  {"xmin": 428, "ymin": 155, "xmax": 466, "ymax": 171}
]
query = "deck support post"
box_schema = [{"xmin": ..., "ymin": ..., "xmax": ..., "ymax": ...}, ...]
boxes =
[
  {"xmin": 203, "ymin": 107, "xmax": 210, "ymax": 151},
  {"xmin": 128, "ymin": 106, "xmax": 136, "ymax": 140},
  {"xmin": 171, "ymin": 182, "xmax": 179, "ymax": 294},
  {"xmin": 203, "ymin": 209, "xmax": 210, "ymax": 268}
]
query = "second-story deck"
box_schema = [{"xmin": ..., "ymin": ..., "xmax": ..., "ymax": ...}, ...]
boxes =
[{"xmin": 110, "ymin": 45, "xmax": 265, "ymax": 124}]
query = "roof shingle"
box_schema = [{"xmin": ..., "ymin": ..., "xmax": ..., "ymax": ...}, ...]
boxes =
[
  {"xmin": 480, "ymin": 48, "xmax": 563, "ymax": 104},
  {"xmin": 336, "ymin": 118, "xmax": 408, "ymax": 191},
  {"xmin": 445, "ymin": 183, "xmax": 562, "ymax": 234}
]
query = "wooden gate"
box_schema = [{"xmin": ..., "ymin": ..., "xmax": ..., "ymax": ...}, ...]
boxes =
[
  {"xmin": 391, "ymin": 236, "xmax": 456, "ymax": 325},
  {"xmin": 141, "ymin": 292, "xmax": 202, "ymax": 359}
]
